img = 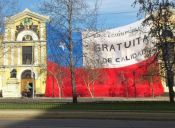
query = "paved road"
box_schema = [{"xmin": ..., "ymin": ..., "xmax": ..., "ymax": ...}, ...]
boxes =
[{"xmin": 0, "ymin": 119, "xmax": 175, "ymax": 128}]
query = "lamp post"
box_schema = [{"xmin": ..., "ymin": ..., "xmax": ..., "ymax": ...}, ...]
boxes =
[{"xmin": 32, "ymin": 45, "xmax": 35, "ymax": 99}]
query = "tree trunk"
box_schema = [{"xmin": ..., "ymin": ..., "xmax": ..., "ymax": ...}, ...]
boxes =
[
  {"xmin": 150, "ymin": 76, "xmax": 154, "ymax": 98},
  {"xmin": 92, "ymin": 83, "xmax": 95, "ymax": 97},
  {"xmin": 68, "ymin": 0, "xmax": 77, "ymax": 104},
  {"xmin": 52, "ymin": 76, "xmax": 54, "ymax": 97},
  {"xmin": 72, "ymin": 70, "xmax": 77, "ymax": 103},
  {"xmin": 167, "ymin": 70, "xmax": 174, "ymax": 102},
  {"xmin": 168, "ymin": 86, "xmax": 174, "ymax": 102},
  {"xmin": 126, "ymin": 82, "xmax": 128, "ymax": 98},
  {"xmin": 133, "ymin": 71, "xmax": 136, "ymax": 97},
  {"xmin": 58, "ymin": 85, "xmax": 61, "ymax": 99},
  {"xmin": 87, "ymin": 84, "xmax": 93, "ymax": 98},
  {"xmin": 60, "ymin": 83, "xmax": 63, "ymax": 98},
  {"xmin": 70, "ymin": 37, "xmax": 77, "ymax": 103}
]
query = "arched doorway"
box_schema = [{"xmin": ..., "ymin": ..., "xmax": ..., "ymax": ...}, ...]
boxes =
[{"xmin": 21, "ymin": 70, "xmax": 35, "ymax": 96}]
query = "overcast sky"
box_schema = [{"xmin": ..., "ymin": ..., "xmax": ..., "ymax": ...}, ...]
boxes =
[{"xmin": 17, "ymin": 0, "xmax": 140, "ymax": 29}]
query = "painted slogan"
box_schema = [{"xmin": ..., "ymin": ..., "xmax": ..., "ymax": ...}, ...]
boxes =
[{"xmin": 82, "ymin": 19, "xmax": 155, "ymax": 68}]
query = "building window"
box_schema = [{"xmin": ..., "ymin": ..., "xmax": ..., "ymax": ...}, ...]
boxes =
[{"xmin": 22, "ymin": 46, "xmax": 33, "ymax": 64}]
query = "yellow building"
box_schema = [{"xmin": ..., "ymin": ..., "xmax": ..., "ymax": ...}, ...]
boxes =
[{"xmin": 0, "ymin": 9, "xmax": 49, "ymax": 97}]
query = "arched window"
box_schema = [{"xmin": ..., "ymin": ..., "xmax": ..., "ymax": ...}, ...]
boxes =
[{"xmin": 16, "ymin": 30, "xmax": 38, "ymax": 41}]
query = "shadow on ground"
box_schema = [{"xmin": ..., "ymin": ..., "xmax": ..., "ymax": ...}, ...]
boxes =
[{"xmin": 1, "ymin": 97, "xmax": 175, "ymax": 128}]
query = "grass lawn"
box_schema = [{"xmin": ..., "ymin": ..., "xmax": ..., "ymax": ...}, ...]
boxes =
[{"xmin": 0, "ymin": 101, "xmax": 175, "ymax": 112}]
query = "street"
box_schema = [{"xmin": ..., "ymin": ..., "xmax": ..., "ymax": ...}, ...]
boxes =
[{"xmin": 0, "ymin": 119, "xmax": 175, "ymax": 128}]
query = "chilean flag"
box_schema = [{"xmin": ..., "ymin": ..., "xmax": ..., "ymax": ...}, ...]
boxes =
[{"xmin": 45, "ymin": 20, "xmax": 164, "ymax": 97}]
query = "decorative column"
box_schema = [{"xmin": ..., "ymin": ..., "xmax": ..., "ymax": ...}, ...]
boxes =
[
  {"xmin": 0, "ymin": 71, "xmax": 3, "ymax": 91},
  {"xmin": 41, "ymin": 43, "xmax": 46, "ymax": 64},
  {"xmin": 11, "ymin": 28, "xmax": 15, "ymax": 41},
  {"xmin": 11, "ymin": 27, "xmax": 15, "ymax": 66},
  {"xmin": 34, "ymin": 44, "xmax": 38, "ymax": 65},
  {"xmin": 40, "ymin": 23, "xmax": 45, "ymax": 41},
  {"xmin": 4, "ymin": 44, "xmax": 8, "ymax": 65},
  {"xmin": 11, "ymin": 44, "xmax": 14, "ymax": 66},
  {"xmin": 17, "ymin": 45, "xmax": 21, "ymax": 65},
  {"xmin": 4, "ymin": 27, "xmax": 8, "ymax": 42}
]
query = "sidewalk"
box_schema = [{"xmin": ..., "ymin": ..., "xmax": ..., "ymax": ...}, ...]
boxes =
[
  {"xmin": 0, "ymin": 96, "xmax": 170, "ymax": 103},
  {"xmin": 0, "ymin": 110, "xmax": 175, "ymax": 121}
]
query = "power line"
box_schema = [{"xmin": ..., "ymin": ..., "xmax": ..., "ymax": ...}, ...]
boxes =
[{"xmin": 97, "ymin": 11, "xmax": 138, "ymax": 15}]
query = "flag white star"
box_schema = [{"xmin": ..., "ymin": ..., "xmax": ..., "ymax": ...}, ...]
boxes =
[{"xmin": 59, "ymin": 42, "xmax": 66, "ymax": 51}]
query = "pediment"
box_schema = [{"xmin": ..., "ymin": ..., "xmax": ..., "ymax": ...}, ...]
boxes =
[{"xmin": 5, "ymin": 8, "xmax": 49, "ymax": 23}]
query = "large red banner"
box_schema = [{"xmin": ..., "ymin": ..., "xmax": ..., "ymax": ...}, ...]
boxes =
[{"xmin": 45, "ymin": 56, "xmax": 164, "ymax": 97}]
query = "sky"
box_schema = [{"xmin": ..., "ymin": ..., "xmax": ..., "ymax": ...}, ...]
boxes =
[{"xmin": 16, "ymin": 0, "xmax": 140, "ymax": 29}]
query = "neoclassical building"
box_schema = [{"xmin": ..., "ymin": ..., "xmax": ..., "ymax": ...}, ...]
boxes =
[{"xmin": 0, "ymin": 9, "xmax": 49, "ymax": 97}]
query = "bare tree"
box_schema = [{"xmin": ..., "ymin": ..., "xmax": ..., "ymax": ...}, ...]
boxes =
[
  {"xmin": 141, "ymin": 63, "xmax": 160, "ymax": 97},
  {"xmin": 40, "ymin": 0, "xmax": 99, "ymax": 103},
  {"xmin": 52, "ymin": 64, "xmax": 66, "ymax": 98},
  {"xmin": 133, "ymin": 0, "xmax": 175, "ymax": 102},
  {"xmin": 80, "ymin": 57, "xmax": 103, "ymax": 98},
  {"xmin": 40, "ymin": 63, "xmax": 65, "ymax": 98},
  {"xmin": 118, "ymin": 72, "xmax": 129, "ymax": 97}
]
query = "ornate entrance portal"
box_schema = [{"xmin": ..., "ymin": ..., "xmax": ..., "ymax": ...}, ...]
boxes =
[{"xmin": 21, "ymin": 70, "xmax": 35, "ymax": 96}]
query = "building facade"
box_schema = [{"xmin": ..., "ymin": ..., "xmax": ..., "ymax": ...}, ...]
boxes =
[{"xmin": 0, "ymin": 9, "xmax": 49, "ymax": 97}]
